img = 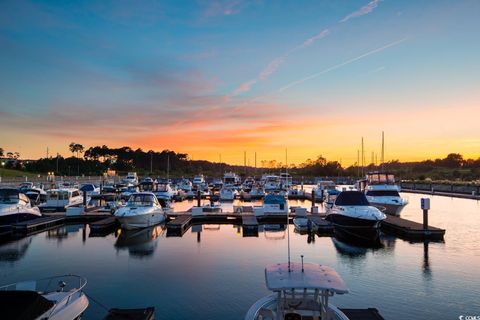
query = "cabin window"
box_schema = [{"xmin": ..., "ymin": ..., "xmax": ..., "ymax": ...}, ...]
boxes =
[{"xmin": 72, "ymin": 191, "xmax": 80, "ymax": 197}]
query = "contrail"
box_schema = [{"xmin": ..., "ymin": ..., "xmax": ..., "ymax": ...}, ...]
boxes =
[{"xmin": 278, "ymin": 37, "xmax": 409, "ymax": 92}]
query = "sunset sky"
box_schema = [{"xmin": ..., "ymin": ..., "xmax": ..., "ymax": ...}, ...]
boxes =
[{"xmin": 1, "ymin": 0, "xmax": 479, "ymax": 165}]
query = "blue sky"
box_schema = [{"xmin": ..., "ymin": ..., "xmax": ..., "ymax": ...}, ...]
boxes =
[{"xmin": 1, "ymin": 0, "xmax": 479, "ymax": 164}]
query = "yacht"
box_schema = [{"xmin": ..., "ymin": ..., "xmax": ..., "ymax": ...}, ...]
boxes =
[
  {"xmin": 211, "ymin": 178, "xmax": 224, "ymax": 191},
  {"xmin": 155, "ymin": 183, "xmax": 175, "ymax": 201},
  {"xmin": 361, "ymin": 172, "xmax": 408, "ymax": 216},
  {"xmin": 23, "ymin": 187, "xmax": 48, "ymax": 205},
  {"xmin": 38, "ymin": 188, "xmax": 83, "ymax": 213},
  {"xmin": 124, "ymin": 172, "xmax": 138, "ymax": 185},
  {"xmin": 245, "ymin": 262, "xmax": 350, "ymax": 320},
  {"xmin": 219, "ymin": 186, "xmax": 238, "ymax": 201},
  {"xmin": 242, "ymin": 177, "xmax": 255, "ymax": 192},
  {"xmin": 79, "ymin": 183, "xmax": 100, "ymax": 197},
  {"xmin": 224, "ymin": 172, "xmax": 241, "ymax": 188},
  {"xmin": 249, "ymin": 185, "xmax": 265, "ymax": 200},
  {"xmin": 192, "ymin": 175, "xmax": 206, "ymax": 189},
  {"xmin": 0, "ymin": 275, "xmax": 89, "ymax": 320},
  {"xmin": 178, "ymin": 178, "xmax": 193, "ymax": 192},
  {"xmin": 254, "ymin": 193, "xmax": 288, "ymax": 216},
  {"xmin": 311, "ymin": 180, "xmax": 336, "ymax": 202},
  {"xmin": 114, "ymin": 192, "xmax": 166, "ymax": 230},
  {"xmin": 325, "ymin": 191, "xmax": 386, "ymax": 240},
  {"xmin": 262, "ymin": 175, "xmax": 281, "ymax": 192},
  {"xmin": 0, "ymin": 188, "xmax": 42, "ymax": 224}
]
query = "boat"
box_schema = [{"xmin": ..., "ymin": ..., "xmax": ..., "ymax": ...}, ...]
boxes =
[
  {"xmin": 223, "ymin": 172, "xmax": 241, "ymax": 188},
  {"xmin": 0, "ymin": 275, "xmax": 89, "ymax": 320},
  {"xmin": 114, "ymin": 192, "xmax": 166, "ymax": 230},
  {"xmin": 39, "ymin": 188, "xmax": 83, "ymax": 213},
  {"xmin": 123, "ymin": 172, "xmax": 138, "ymax": 185},
  {"xmin": 154, "ymin": 183, "xmax": 175, "ymax": 201},
  {"xmin": 79, "ymin": 183, "xmax": 100, "ymax": 197},
  {"xmin": 311, "ymin": 180, "xmax": 336, "ymax": 202},
  {"xmin": 245, "ymin": 262, "xmax": 350, "ymax": 320},
  {"xmin": 249, "ymin": 185, "xmax": 265, "ymax": 200},
  {"xmin": 254, "ymin": 193, "xmax": 288, "ymax": 216},
  {"xmin": 219, "ymin": 186, "xmax": 238, "ymax": 201},
  {"xmin": 242, "ymin": 176, "xmax": 255, "ymax": 192},
  {"xmin": 325, "ymin": 191, "xmax": 386, "ymax": 241},
  {"xmin": 0, "ymin": 188, "xmax": 42, "ymax": 225},
  {"xmin": 262, "ymin": 175, "xmax": 281, "ymax": 192},
  {"xmin": 23, "ymin": 187, "xmax": 48, "ymax": 205},
  {"xmin": 361, "ymin": 172, "xmax": 408, "ymax": 216},
  {"xmin": 192, "ymin": 175, "xmax": 206, "ymax": 189},
  {"xmin": 211, "ymin": 178, "xmax": 224, "ymax": 191},
  {"xmin": 177, "ymin": 178, "xmax": 193, "ymax": 192},
  {"xmin": 287, "ymin": 186, "xmax": 305, "ymax": 199}
]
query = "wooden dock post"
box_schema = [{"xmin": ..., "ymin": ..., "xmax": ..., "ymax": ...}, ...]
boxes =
[{"xmin": 197, "ymin": 190, "xmax": 201, "ymax": 207}]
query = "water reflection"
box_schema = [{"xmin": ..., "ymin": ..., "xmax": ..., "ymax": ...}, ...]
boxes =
[
  {"xmin": 0, "ymin": 237, "xmax": 32, "ymax": 263},
  {"xmin": 114, "ymin": 225, "xmax": 165, "ymax": 258},
  {"xmin": 46, "ymin": 224, "xmax": 84, "ymax": 241},
  {"xmin": 423, "ymin": 241, "xmax": 431, "ymax": 280},
  {"xmin": 261, "ymin": 224, "xmax": 286, "ymax": 240}
]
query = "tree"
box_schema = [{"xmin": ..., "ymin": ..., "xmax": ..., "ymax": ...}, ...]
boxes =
[{"xmin": 0, "ymin": 147, "xmax": 4, "ymax": 157}]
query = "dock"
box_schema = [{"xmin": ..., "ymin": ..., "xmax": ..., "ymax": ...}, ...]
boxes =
[
  {"xmin": 381, "ymin": 215, "xmax": 445, "ymax": 241},
  {"xmin": 307, "ymin": 216, "xmax": 334, "ymax": 235},
  {"xmin": 340, "ymin": 308, "xmax": 385, "ymax": 320},
  {"xmin": 12, "ymin": 216, "xmax": 65, "ymax": 233},
  {"xmin": 167, "ymin": 215, "xmax": 192, "ymax": 236},
  {"xmin": 242, "ymin": 214, "xmax": 259, "ymax": 237}
]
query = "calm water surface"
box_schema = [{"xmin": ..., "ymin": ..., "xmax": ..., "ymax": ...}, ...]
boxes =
[{"xmin": 0, "ymin": 192, "xmax": 479, "ymax": 319}]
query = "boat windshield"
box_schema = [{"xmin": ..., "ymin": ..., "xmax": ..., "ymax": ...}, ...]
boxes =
[
  {"xmin": 366, "ymin": 190, "xmax": 400, "ymax": 197},
  {"xmin": 335, "ymin": 191, "xmax": 370, "ymax": 206},
  {"xmin": 0, "ymin": 189, "xmax": 20, "ymax": 204},
  {"xmin": 127, "ymin": 194, "xmax": 157, "ymax": 207}
]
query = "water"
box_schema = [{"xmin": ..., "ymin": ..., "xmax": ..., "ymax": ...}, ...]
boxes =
[{"xmin": 1, "ymin": 192, "xmax": 479, "ymax": 319}]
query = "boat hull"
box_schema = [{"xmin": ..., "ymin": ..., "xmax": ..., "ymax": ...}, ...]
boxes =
[
  {"xmin": 117, "ymin": 213, "xmax": 165, "ymax": 230},
  {"xmin": 326, "ymin": 213, "xmax": 382, "ymax": 241},
  {"xmin": 0, "ymin": 213, "xmax": 41, "ymax": 225}
]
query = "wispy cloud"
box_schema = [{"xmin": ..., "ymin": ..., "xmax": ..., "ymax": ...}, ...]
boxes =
[
  {"xmin": 231, "ymin": 28, "xmax": 330, "ymax": 96},
  {"xmin": 202, "ymin": 0, "xmax": 247, "ymax": 17},
  {"xmin": 279, "ymin": 37, "xmax": 408, "ymax": 92},
  {"xmin": 340, "ymin": 0, "xmax": 381, "ymax": 23}
]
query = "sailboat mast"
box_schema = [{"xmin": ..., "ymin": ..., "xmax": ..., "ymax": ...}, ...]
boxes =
[
  {"xmin": 381, "ymin": 131, "xmax": 385, "ymax": 171},
  {"xmin": 286, "ymin": 148, "xmax": 291, "ymax": 272}
]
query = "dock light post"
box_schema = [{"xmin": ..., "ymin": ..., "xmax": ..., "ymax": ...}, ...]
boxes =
[
  {"xmin": 197, "ymin": 190, "xmax": 201, "ymax": 207},
  {"xmin": 421, "ymin": 198, "xmax": 430, "ymax": 231}
]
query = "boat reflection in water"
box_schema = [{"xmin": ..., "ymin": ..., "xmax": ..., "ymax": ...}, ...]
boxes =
[
  {"xmin": 261, "ymin": 224, "xmax": 286, "ymax": 240},
  {"xmin": 0, "ymin": 237, "xmax": 32, "ymax": 263},
  {"xmin": 331, "ymin": 236, "xmax": 383, "ymax": 259},
  {"xmin": 114, "ymin": 225, "xmax": 165, "ymax": 258}
]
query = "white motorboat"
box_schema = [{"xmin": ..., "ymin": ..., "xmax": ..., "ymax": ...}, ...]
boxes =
[
  {"xmin": 219, "ymin": 186, "xmax": 238, "ymax": 201},
  {"xmin": 287, "ymin": 186, "xmax": 305, "ymax": 199},
  {"xmin": 211, "ymin": 178, "xmax": 224, "ymax": 191},
  {"xmin": 114, "ymin": 192, "xmax": 166, "ymax": 230},
  {"xmin": 311, "ymin": 180, "xmax": 336, "ymax": 202},
  {"xmin": 249, "ymin": 185, "xmax": 265, "ymax": 200},
  {"xmin": 155, "ymin": 183, "xmax": 175, "ymax": 201},
  {"xmin": 79, "ymin": 183, "xmax": 100, "ymax": 197},
  {"xmin": 361, "ymin": 172, "xmax": 408, "ymax": 216},
  {"xmin": 262, "ymin": 175, "xmax": 281, "ymax": 192},
  {"xmin": 39, "ymin": 188, "xmax": 83, "ymax": 213},
  {"xmin": 279, "ymin": 173, "xmax": 293, "ymax": 189},
  {"xmin": 245, "ymin": 262, "xmax": 350, "ymax": 320},
  {"xmin": 224, "ymin": 172, "xmax": 241, "ymax": 188},
  {"xmin": 0, "ymin": 188, "xmax": 42, "ymax": 225},
  {"xmin": 254, "ymin": 193, "xmax": 288, "ymax": 216},
  {"xmin": 242, "ymin": 176, "xmax": 255, "ymax": 192},
  {"xmin": 178, "ymin": 178, "xmax": 193, "ymax": 192},
  {"xmin": 123, "ymin": 172, "xmax": 138, "ymax": 185},
  {"xmin": 192, "ymin": 175, "xmax": 206, "ymax": 189},
  {"xmin": 23, "ymin": 187, "xmax": 48, "ymax": 206},
  {"xmin": 325, "ymin": 191, "xmax": 386, "ymax": 241},
  {"xmin": 0, "ymin": 275, "xmax": 89, "ymax": 320}
]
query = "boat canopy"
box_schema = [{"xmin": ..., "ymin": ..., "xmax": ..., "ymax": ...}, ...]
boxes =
[
  {"xmin": 335, "ymin": 191, "xmax": 369, "ymax": 206},
  {"xmin": 265, "ymin": 263, "xmax": 348, "ymax": 294},
  {"xmin": 264, "ymin": 194, "xmax": 285, "ymax": 205}
]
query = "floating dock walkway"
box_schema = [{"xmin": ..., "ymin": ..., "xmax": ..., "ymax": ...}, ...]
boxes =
[
  {"xmin": 382, "ymin": 215, "xmax": 445, "ymax": 241},
  {"xmin": 12, "ymin": 216, "xmax": 64, "ymax": 233}
]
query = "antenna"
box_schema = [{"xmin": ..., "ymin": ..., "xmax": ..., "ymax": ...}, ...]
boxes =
[
  {"xmin": 286, "ymin": 148, "xmax": 291, "ymax": 272},
  {"xmin": 381, "ymin": 131, "xmax": 385, "ymax": 171}
]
